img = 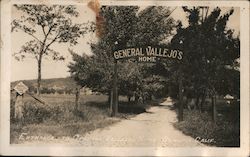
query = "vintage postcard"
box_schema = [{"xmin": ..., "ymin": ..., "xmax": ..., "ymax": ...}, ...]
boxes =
[{"xmin": 0, "ymin": 0, "xmax": 249, "ymax": 156}]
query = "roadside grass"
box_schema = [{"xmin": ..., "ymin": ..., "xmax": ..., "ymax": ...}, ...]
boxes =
[
  {"xmin": 173, "ymin": 99, "xmax": 240, "ymax": 147},
  {"xmin": 10, "ymin": 94, "xmax": 145, "ymax": 144}
]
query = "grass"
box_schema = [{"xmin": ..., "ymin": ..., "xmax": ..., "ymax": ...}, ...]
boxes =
[
  {"xmin": 10, "ymin": 94, "xmax": 145, "ymax": 144},
  {"xmin": 173, "ymin": 99, "xmax": 240, "ymax": 147},
  {"xmin": 11, "ymin": 93, "xmax": 239, "ymax": 146}
]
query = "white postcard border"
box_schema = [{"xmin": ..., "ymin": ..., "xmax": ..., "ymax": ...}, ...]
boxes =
[{"xmin": 1, "ymin": 0, "xmax": 249, "ymax": 156}]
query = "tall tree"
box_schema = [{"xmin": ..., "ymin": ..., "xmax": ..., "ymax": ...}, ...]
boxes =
[
  {"xmin": 171, "ymin": 7, "xmax": 240, "ymax": 121},
  {"xmin": 12, "ymin": 5, "xmax": 93, "ymax": 95},
  {"xmin": 68, "ymin": 6, "xmax": 176, "ymax": 116}
]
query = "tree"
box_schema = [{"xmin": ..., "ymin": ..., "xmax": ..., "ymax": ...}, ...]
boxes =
[
  {"xmin": 12, "ymin": 5, "xmax": 93, "ymax": 95},
  {"xmin": 118, "ymin": 62, "xmax": 142, "ymax": 102},
  {"xmin": 170, "ymin": 7, "xmax": 240, "ymax": 121},
  {"xmin": 68, "ymin": 6, "xmax": 176, "ymax": 116}
]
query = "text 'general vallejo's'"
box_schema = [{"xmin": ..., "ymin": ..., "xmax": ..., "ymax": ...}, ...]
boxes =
[{"xmin": 113, "ymin": 46, "xmax": 183, "ymax": 62}]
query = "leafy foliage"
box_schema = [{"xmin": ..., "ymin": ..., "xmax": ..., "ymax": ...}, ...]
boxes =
[
  {"xmin": 170, "ymin": 7, "xmax": 240, "ymax": 99},
  {"xmin": 68, "ymin": 6, "xmax": 176, "ymax": 101},
  {"xmin": 12, "ymin": 5, "xmax": 94, "ymax": 94},
  {"xmin": 12, "ymin": 5, "xmax": 93, "ymax": 60}
]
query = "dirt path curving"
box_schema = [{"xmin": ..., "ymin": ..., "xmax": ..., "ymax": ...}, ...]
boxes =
[
  {"xmin": 20, "ymin": 97, "xmax": 205, "ymax": 147},
  {"xmin": 76, "ymin": 97, "xmax": 204, "ymax": 147}
]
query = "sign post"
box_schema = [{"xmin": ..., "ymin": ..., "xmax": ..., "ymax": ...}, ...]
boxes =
[
  {"xmin": 14, "ymin": 82, "xmax": 29, "ymax": 95},
  {"xmin": 13, "ymin": 82, "xmax": 29, "ymax": 120},
  {"xmin": 13, "ymin": 82, "xmax": 45, "ymax": 121}
]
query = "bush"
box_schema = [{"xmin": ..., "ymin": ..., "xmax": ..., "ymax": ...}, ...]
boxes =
[
  {"xmin": 174, "ymin": 110, "xmax": 240, "ymax": 147},
  {"xmin": 56, "ymin": 89, "xmax": 64, "ymax": 94},
  {"xmin": 10, "ymin": 98, "xmax": 78, "ymax": 124},
  {"xmin": 10, "ymin": 94, "xmax": 123, "ymax": 143},
  {"xmin": 22, "ymin": 102, "xmax": 52, "ymax": 124},
  {"xmin": 25, "ymin": 101, "xmax": 87, "ymax": 124}
]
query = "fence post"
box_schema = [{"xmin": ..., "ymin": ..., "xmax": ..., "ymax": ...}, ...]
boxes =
[{"xmin": 14, "ymin": 93, "xmax": 24, "ymax": 121}]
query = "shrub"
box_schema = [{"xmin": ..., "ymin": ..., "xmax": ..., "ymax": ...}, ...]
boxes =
[
  {"xmin": 174, "ymin": 110, "xmax": 240, "ymax": 147},
  {"xmin": 23, "ymin": 102, "xmax": 51, "ymax": 124},
  {"xmin": 10, "ymin": 94, "xmax": 147, "ymax": 143}
]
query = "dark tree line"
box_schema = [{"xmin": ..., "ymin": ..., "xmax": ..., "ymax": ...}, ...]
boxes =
[
  {"xmin": 170, "ymin": 7, "xmax": 239, "ymax": 121},
  {"xmin": 68, "ymin": 6, "xmax": 176, "ymax": 114},
  {"xmin": 68, "ymin": 6, "xmax": 240, "ymax": 122}
]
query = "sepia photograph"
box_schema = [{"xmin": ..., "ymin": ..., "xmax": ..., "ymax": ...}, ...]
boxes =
[{"xmin": 0, "ymin": 0, "xmax": 249, "ymax": 156}]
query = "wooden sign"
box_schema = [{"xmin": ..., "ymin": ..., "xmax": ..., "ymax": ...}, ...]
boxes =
[
  {"xmin": 113, "ymin": 46, "xmax": 183, "ymax": 62},
  {"xmin": 14, "ymin": 82, "xmax": 29, "ymax": 95}
]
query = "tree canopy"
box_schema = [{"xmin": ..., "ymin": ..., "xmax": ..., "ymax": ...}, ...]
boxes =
[
  {"xmin": 170, "ymin": 7, "xmax": 240, "ymax": 115},
  {"xmin": 68, "ymin": 6, "xmax": 176, "ymax": 101},
  {"xmin": 12, "ymin": 4, "xmax": 94, "ymax": 95},
  {"xmin": 68, "ymin": 6, "xmax": 240, "ymax": 120}
]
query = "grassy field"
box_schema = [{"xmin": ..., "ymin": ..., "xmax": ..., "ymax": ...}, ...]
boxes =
[
  {"xmin": 10, "ymin": 92, "xmax": 240, "ymax": 146},
  {"xmin": 10, "ymin": 93, "xmax": 145, "ymax": 144}
]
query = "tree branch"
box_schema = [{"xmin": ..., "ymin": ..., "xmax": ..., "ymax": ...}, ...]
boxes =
[
  {"xmin": 41, "ymin": 25, "xmax": 54, "ymax": 49},
  {"xmin": 42, "ymin": 26, "xmax": 46, "ymax": 36},
  {"xmin": 45, "ymin": 25, "xmax": 54, "ymax": 39},
  {"xmin": 25, "ymin": 30, "xmax": 43, "ymax": 44},
  {"xmin": 43, "ymin": 33, "xmax": 59, "ymax": 53},
  {"xmin": 14, "ymin": 25, "xmax": 43, "ymax": 44}
]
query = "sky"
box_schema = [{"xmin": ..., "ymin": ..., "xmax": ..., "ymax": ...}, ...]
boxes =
[{"xmin": 11, "ymin": 5, "xmax": 240, "ymax": 81}]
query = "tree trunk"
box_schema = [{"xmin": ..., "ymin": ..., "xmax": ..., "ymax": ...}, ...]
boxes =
[
  {"xmin": 149, "ymin": 94, "xmax": 153, "ymax": 101},
  {"xmin": 212, "ymin": 94, "xmax": 217, "ymax": 123},
  {"xmin": 37, "ymin": 58, "xmax": 42, "ymax": 96},
  {"xmin": 135, "ymin": 95, "xmax": 139, "ymax": 103},
  {"xmin": 109, "ymin": 90, "xmax": 113, "ymax": 115},
  {"xmin": 178, "ymin": 75, "xmax": 184, "ymax": 122},
  {"xmin": 195, "ymin": 94, "xmax": 200, "ymax": 111},
  {"xmin": 200, "ymin": 90, "xmax": 206, "ymax": 112},
  {"xmin": 128, "ymin": 96, "xmax": 131, "ymax": 102},
  {"xmin": 111, "ymin": 61, "xmax": 118, "ymax": 117},
  {"xmin": 108, "ymin": 90, "xmax": 112, "ymax": 104},
  {"xmin": 75, "ymin": 87, "xmax": 80, "ymax": 111}
]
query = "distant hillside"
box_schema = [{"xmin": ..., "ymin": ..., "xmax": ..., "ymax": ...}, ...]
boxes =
[{"xmin": 11, "ymin": 77, "xmax": 77, "ymax": 90}]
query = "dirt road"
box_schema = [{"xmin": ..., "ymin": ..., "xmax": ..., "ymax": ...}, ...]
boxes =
[
  {"xmin": 21, "ymin": 98, "xmax": 204, "ymax": 147},
  {"xmin": 76, "ymin": 97, "xmax": 204, "ymax": 147}
]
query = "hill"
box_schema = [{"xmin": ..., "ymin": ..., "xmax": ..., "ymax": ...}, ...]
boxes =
[{"xmin": 11, "ymin": 77, "xmax": 78, "ymax": 93}]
